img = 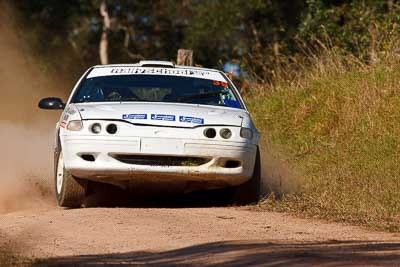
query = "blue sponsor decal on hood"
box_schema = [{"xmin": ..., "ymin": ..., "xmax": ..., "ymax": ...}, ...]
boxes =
[
  {"xmin": 179, "ymin": 116, "xmax": 204, "ymax": 124},
  {"xmin": 122, "ymin": 114, "xmax": 147, "ymax": 120},
  {"xmin": 151, "ymin": 114, "xmax": 176, "ymax": 121}
]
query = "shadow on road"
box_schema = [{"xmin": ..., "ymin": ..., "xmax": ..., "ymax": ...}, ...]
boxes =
[
  {"xmin": 82, "ymin": 182, "xmax": 237, "ymax": 208},
  {"xmin": 37, "ymin": 240, "xmax": 400, "ymax": 266}
]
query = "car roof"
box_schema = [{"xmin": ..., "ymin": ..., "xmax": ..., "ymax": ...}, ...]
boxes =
[{"xmin": 91, "ymin": 60, "xmax": 222, "ymax": 73}]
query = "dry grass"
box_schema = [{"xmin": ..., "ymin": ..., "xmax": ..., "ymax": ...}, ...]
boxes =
[
  {"xmin": 247, "ymin": 41, "xmax": 400, "ymax": 231},
  {"xmin": 0, "ymin": 251, "xmax": 34, "ymax": 266}
]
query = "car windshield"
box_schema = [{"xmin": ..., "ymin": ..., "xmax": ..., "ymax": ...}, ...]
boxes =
[{"xmin": 72, "ymin": 74, "xmax": 243, "ymax": 109}]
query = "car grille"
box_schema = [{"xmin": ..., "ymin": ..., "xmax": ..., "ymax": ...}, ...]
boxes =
[{"xmin": 111, "ymin": 154, "xmax": 211, "ymax": 167}]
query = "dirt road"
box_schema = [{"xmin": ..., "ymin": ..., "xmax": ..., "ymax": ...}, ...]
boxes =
[{"xmin": 1, "ymin": 204, "xmax": 399, "ymax": 266}]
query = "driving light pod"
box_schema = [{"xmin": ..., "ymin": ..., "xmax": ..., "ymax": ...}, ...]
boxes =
[
  {"xmin": 66, "ymin": 120, "xmax": 83, "ymax": 131},
  {"xmin": 220, "ymin": 128, "xmax": 232, "ymax": 139},
  {"xmin": 240, "ymin": 127, "xmax": 253, "ymax": 139},
  {"xmin": 106, "ymin": 123, "xmax": 118, "ymax": 134},
  {"xmin": 90, "ymin": 123, "xmax": 102, "ymax": 134},
  {"xmin": 204, "ymin": 128, "xmax": 216, "ymax": 138}
]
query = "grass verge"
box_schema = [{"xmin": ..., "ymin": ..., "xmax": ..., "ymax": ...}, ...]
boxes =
[
  {"xmin": 246, "ymin": 47, "xmax": 400, "ymax": 231},
  {"xmin": 0, "ymin": 251, "xmax": 35, "ymax": 266}
]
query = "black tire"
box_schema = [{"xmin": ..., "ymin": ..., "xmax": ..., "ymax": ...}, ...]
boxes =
[
  {"xmin": 54, "ymin": 149, "xmax": 86, "ymax": 208},
  {"xmin": 231, "ymin": 146, "xmax": 261, "ymax": 205}
]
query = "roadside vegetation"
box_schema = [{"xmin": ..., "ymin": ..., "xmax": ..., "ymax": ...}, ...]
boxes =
[
  {"xmin": 246, "ymin": 40, "xmax": 400, "ymax": 231},
  {"xmin": 0, "ymin": 250, "xmax": 34, "ymax": 266}
]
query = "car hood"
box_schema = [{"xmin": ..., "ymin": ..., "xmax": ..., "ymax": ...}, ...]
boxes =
[{"xmin": 73, "ymin": 102, "xmax": 247, "ymax": 128}]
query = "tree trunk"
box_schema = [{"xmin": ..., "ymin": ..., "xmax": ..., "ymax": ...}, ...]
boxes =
[
  {"xmin": 177, "ymin": 49, "xmax": 193, "ymax": 66},
  {"xmin": 99, "ymin": 0, "xmax": 110, "ymax": 65}
]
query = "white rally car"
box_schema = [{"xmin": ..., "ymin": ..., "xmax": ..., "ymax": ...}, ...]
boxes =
[{"xmin": 39, "ymin": 61, "xmax": 260, "ymax": 208}]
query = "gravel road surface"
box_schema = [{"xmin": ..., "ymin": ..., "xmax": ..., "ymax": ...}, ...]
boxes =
[{"xmin": 1, "ymin": 205, "xmax": 399, "ymax": 266}]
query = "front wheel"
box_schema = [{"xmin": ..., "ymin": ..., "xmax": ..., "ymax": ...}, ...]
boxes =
[
  {"xmin": 55, "ymin": 149, "xmax": 86, "ymax": 208},
  {"xmin": 231, "ymin": 146, "xmax": 261, "ymax": 205}
]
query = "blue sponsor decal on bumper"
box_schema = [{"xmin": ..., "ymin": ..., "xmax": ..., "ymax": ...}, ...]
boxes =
[
  {"xmin": 179, "ymin": 116, "xmax": 204, "ymax": 124},
  {"xmin": 122, "ymin": 114, "xmax": 147, "ymax": 120},
  {"xmin": 151, "ymin": 114, "xmax": 176, "ymax": 121}
]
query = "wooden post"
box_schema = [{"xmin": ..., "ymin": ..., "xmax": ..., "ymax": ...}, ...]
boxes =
[{"xmin": 177, "ymin": 49, "xmax": 193, "ymax": 66}]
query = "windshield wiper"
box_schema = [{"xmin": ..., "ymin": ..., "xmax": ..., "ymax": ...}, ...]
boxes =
[{"xmin": 175, "ymin": 91, "xmax": 227, "ymax": 101}]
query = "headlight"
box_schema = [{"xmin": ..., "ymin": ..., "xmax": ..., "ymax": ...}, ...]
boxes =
[
  {"xmin": 220, "ymin": 128, "xmax": 232, "ymax": 139},
  {"xmin": 90, "ymin": 123, "xmax": 102, "ymax": 134},
  {"xmin": 66, "ymin": 120, "xmax": 83, "ymax": 131},
  {"xmin": 240, "ymin": 127, "xmax": 253, "ymax": 139}
]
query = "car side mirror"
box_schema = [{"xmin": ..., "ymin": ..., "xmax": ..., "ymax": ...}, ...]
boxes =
[{"xmin": 38, "ymin": 97, "xmax": 65, "ymax": 110}]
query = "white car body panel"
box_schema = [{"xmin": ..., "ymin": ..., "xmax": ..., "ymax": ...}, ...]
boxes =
[
  {"xmin": 56, "ymin": 64, "xmax": 259, "ymax": 190},
  {"xmin": 75, "ymin": 102, "xmax": 244, "ymax": 127}
]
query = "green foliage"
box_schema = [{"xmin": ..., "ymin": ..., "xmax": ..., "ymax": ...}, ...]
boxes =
[
  {"xmin": 185, "ymin": 0, "xmax": 304, "ymax": 68},
  {"xmin": 12, "ymin": 0, "xmax": 400, "ymax": 78},
  {"xmin": 13, "ymin": 0, "xmax": 191, "ymax": 71},
  {"xmin": 299, "ymin": 0, "xmax": 400, "ymax": 60},
  {"xmin": 13, "ymin": 0, "xmax": 97, "ymax": 79},
  {"xmin": 11, "ymin": 0, "xmax": 306, "ymax": 73}
]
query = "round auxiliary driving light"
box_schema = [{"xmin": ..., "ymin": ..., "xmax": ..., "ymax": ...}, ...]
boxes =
[
  {"xmin": 106, "ymin": 123, "xmax": 118, "ymax": 134},
  {"xmin": 204, "ymin": 128, "xmax": 217, "ymax": 138},
  {"xmin": 90, "ymin": 123, "xmax": 102, "ymax": 134},
  {"xmin": 220, "ymin": 128, "xmax": 232, "ymax": 139},
  {"xmin": 240, "ymin": 127, "xmax": 253, "ymax": 140}
]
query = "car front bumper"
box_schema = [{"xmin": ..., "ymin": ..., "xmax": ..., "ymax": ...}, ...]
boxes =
[{"xmin": 61, "ymin": 135, "xmax": 257, "ymax": 188}]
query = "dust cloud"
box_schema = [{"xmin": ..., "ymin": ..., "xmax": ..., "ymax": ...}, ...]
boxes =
[
  {"xmin": 260, "ymin": 147, "xmax": 301, "ymax": 198},
  {"xmin": 0, "ymin": 2, "xmax": 66, "ymax": 213}
]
